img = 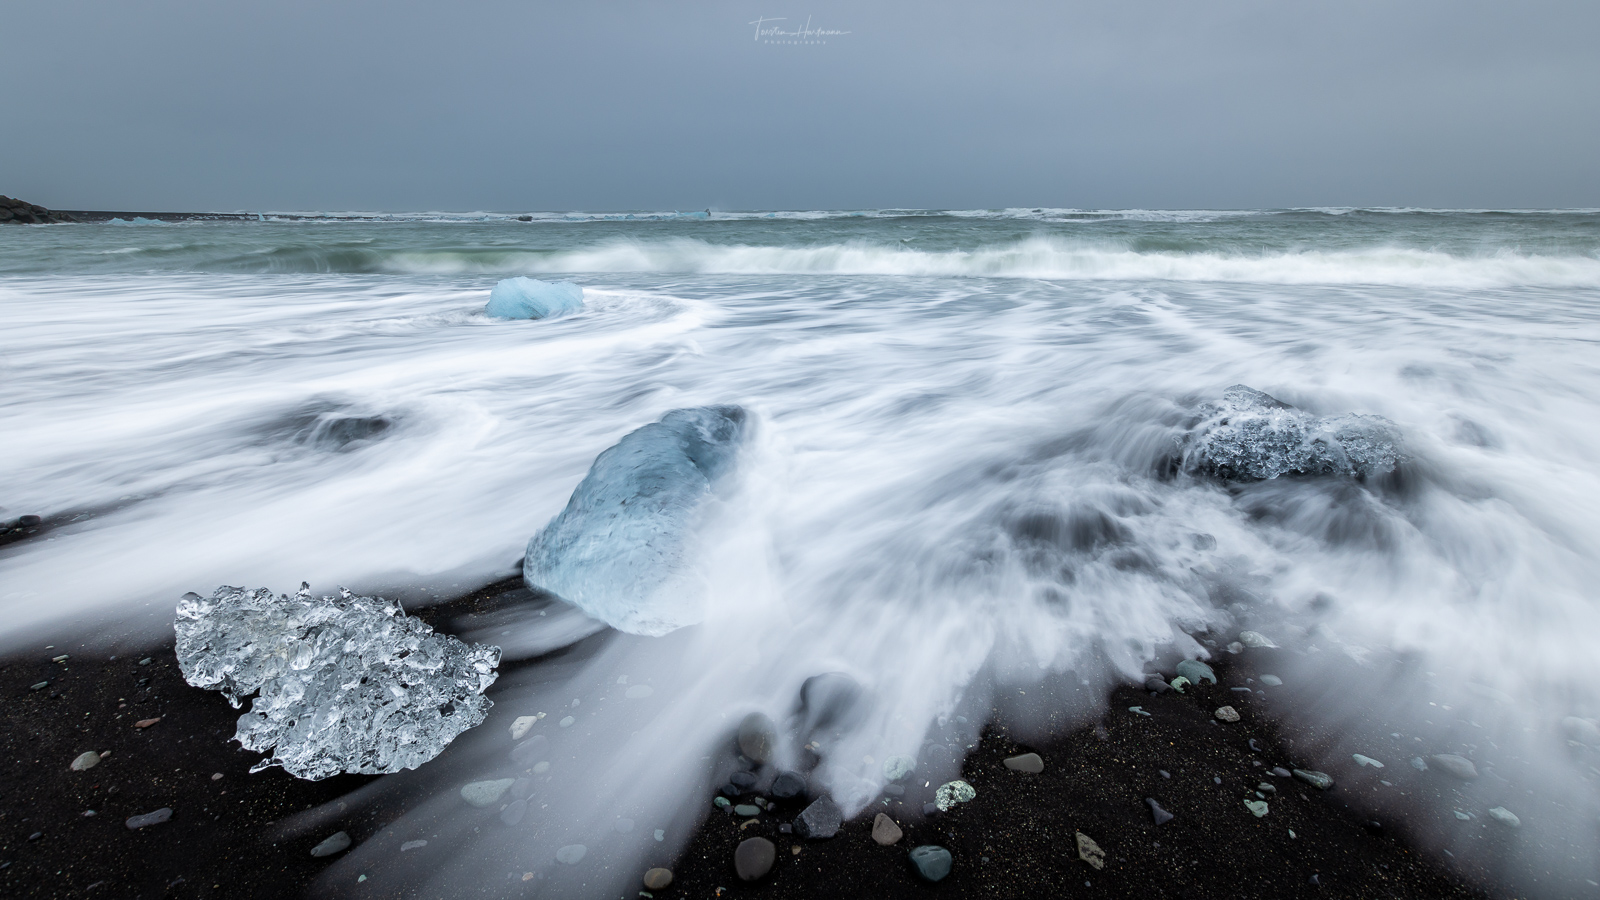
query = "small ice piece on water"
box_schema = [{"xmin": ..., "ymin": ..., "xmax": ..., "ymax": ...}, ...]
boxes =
[
  {"xmin": 523, "ymin": 406, "xmax": 748, "ymax": 636},
  {"xmin": 1181, "ymin": 385, "xmax": 1403, "ymax": 482},
  {"xmin": 174, "ymin": 584, "xmax": 500, "ymax": 780},
  {"xmin": 484, "ymin": 277, "xmax": 584, "ymax": 320}
]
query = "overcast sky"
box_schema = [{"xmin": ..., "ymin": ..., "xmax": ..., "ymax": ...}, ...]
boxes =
[{"xmin": 4, "ymin": 0, "xmax": 1597, "ymax": 211}]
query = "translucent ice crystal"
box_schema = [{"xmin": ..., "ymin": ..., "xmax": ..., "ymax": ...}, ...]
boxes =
[
  {"xmin": 524, "ymin": 405, "xmax": 748, "ymax": 636},
  {"xmin": 175, "ymin": 584, "xmax": 500, "ymax": 780},
  {"xmin": 1182, "ymin": 385, "xmax": 1403, "ymax": 482}
]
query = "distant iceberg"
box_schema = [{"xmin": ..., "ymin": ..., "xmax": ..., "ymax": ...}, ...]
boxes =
[
  {"xmin": 1182, "ymin": 385, "xmax": 1402, "ymax": 481},
  {"xmin": 523, "ymin": 406, "xmax": 748, "ymax": 636},
  {"xmin": 484, "ymin": 276, "xmax": 584, "ymax": 319},
  {"xmin": 175, "ymin": 584, "xmax": 500, "ymax": 780}
]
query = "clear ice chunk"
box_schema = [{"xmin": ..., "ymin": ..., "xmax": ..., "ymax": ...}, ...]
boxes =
[
  {"xmin": 1181, "ymin": 385, "xmax": 1403, "ymax": 482},
  {"xmin": 523, "ymin": 405, "xmax": 748, "ymax": 636},
  {"xmin": 175, "ymin": 584, "xmax": 500, "ymax": 780},
  {"xmin": 484, "ymin": 276, "xmax": 584, "ymax": 319}
]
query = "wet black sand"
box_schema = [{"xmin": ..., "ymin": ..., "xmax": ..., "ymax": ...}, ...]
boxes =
[{"xmin": 0, "ymin": 574, "xmax": 1519, "ymax": 899}]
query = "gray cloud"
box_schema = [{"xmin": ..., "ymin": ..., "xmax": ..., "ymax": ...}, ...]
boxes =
[{"xmin": 3, "ymin": 0, "xmax": 1596, "ymax": 210}]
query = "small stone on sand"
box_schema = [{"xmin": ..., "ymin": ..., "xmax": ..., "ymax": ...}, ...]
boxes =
[
  {"xmin": 1003, "ymin": 752, "xmax": 1044, "ymax": 773},
  {"xmin": 460, "ymin": 779, "xmax": 515, "ymax": 808},
  {"xmin": 643, "ymin": 868, "xmax": 673, "ymax": 889},
  {"xmin": 70, "ymin": 751, "xmax": 101, "ymax": 771},
  {"xmin": 1293, "ymin": 769, "xmax": 1334, "ymax": 790},
  {"xmin": 509, "ymin": 716, "xmax": 538, "ymax": 740},
  {"xmin": 735, "ymin": 837, "xmax": 776, "ymax": 880},
  {"xmin": 1214, "ymin": 706, "xmax": 1240, "ymax": 723},
  {"xmin": 310, "ymin": 831, "xmax": 351, "ymax": 857},
  {"xmin": 1430, "ymin": 754, "xmax": 1479, "ymax": 780},
  {"xmin": 910, "ymin": 845, "xmax": 953, "ymax": 882},
  {"xmin": 1076, "ymin": 832, "xmax": 1105, "ymax": 869},
  {"xmin": 871, "ymin": 813, "xmax": 903, "ymax": 845},
  {"xmin": 555, "ymin": 844, "xmax": 586, "ymax": 865},
  {"xmin": 126, "ymin": 808, "xmax": 172, "ymax": 829}
]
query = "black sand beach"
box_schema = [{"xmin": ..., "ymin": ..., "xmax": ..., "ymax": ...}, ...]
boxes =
[{"xmin": 0, "ymin": 569, "xmax": 1521, "ymax": 900}]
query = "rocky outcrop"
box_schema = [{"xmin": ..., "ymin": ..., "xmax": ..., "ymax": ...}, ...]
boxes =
[{"xmin": 0, "ymin": 195, "xmax": 75, "ymax": 224}]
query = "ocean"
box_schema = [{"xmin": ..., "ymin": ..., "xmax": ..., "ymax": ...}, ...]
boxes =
[{"xmin": 3, "ymin": 208, "xmax": 1600, "ymax": 892}]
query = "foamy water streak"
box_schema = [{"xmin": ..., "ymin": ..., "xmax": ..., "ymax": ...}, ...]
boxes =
[{"xmin": 3, "ymin": 211, "xmax": 1600, "ymax": 895}]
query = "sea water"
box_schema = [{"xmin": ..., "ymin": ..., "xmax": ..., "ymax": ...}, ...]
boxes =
[{"xmin": 3, "ymin": 208, "xmax": 1599, "ymax": 893}]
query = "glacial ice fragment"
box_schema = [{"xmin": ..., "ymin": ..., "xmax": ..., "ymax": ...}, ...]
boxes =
[
  {"xmin": 523, "ymin": 405, "xmax": 748, "ymax": 636},
  {"xmin": 174, "ymin": 584, "xmax": 500, "ymax": 780},
  {"xmin": 484, "ymin": 276, "xmax": 584, "ymax": 319},
  {"xmin": 1181, "ymin": 385, "xmax": 1403, "ymax": 482}
]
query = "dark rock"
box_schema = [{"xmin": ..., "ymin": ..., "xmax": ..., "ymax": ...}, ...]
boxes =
[
  {"xmin": 1143, "ymin": 674, "xmax": 1172, "ymax": 694},
  {"xmin": 516, "ymin": 215, "xmax": 534, "ymax": 222},
  {"xmin": 793, "ymin": 795, "xmax": 841, "ymax": 839},
  {"xmin": 770, "ymin": 771, "xmax": 806, "ymax": 799},
  {"xmin": 799, "ymin": 672, "xmax": 865, "ymax": 735},
  {"xmin": 1146, "ymin": 797, "xmax": 1174, "ymax": 825},
  {"xmin": 737, "ymin": 712, "xmax": 776, "ymax": 763},
  {"xmin": 18, "ymin": 515, "xmax": 41, "ymax": 527},
  {"xmin": 729, "ymin": 770, "xmax": 757, "ymax": 790},
  {"xmin": 126, "ymin": 808, "xmax": 173, "ymax": 829},
  {"xmin": 909, "ymin": 845, "xmax": 953, "ymax": 882},
  {"xmin": 734, "ymin": 837, "xmax": 776, "ymax": 881}
]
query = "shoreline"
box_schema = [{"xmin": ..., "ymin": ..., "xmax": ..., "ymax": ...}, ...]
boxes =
[{"xmin": 0, "ymin": 576, "xmax": 1522, "ymax": 899}]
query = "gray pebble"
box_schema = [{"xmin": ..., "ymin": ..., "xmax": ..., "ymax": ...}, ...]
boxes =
[
  {"xmin": 770, "ymin": 771, "xmax": 806, "ymax": 799},
  {"xmin": 555, "ymin": 844, "xmax": 586, "ymax": 865},
  {"xmin": 910, "ymin": 845, "xmax": 953, "ymax": 882},
  {"xmin": 737, "ymin": 712, "xmax": 776, "ymax": 763},
  {"xmin": 401, "ymin": 839, "xmax": 428, "ymax": 851},
  {"xmin": 1003, "ymin": 752, "xmax": 1044, "ymax": 774},
  {"xmin": 734, "ymin": 837, "xmax": 776, "ymax": 880},
  {"xmin": 1293, "ymin": 769, "xmax": 1334, "ymax": 790},
  {"xmin": 310, "ymin": 831, "xmax": 351, "ymax": 857},
  {"xmin": 871, "ymin": 812, "xmax": 903, "ymax": 845},
  {"xmin": 126, "ymin": 808, "xmax": 172, "ymax": 830},
  {"xmin": 500, "ymin": 798, "xmax": 528, "ymax": 826},
  {"xmin": 733, "ymin": 804, "xmax": 760, "ymax": 817},
  {"xmin": 643, "ymin": 868, "xmax": 673, "ymax": 889},
  {"xmin": 1429, "ymin": 754, "xmax": 1479, "ymax": 781},
  {"xmin": 461, "ymin": 779, "xmax": 515, "ymax": 808},
  {"xmin": 1145, "ymin": 798, "xmax": 1174, "ymax": 825},
  {"xmin": 1176, "ymin": 659, "xmax": 1217, "ymax": 685},
  {"xmin": 70, "ymin": 751, "xmax": 101, "ymax": 772}
]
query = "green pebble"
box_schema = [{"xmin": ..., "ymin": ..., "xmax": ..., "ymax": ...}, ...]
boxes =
[{"xmin": 714, "ymin": 796, "xmax": 731, "ymax": 809}]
